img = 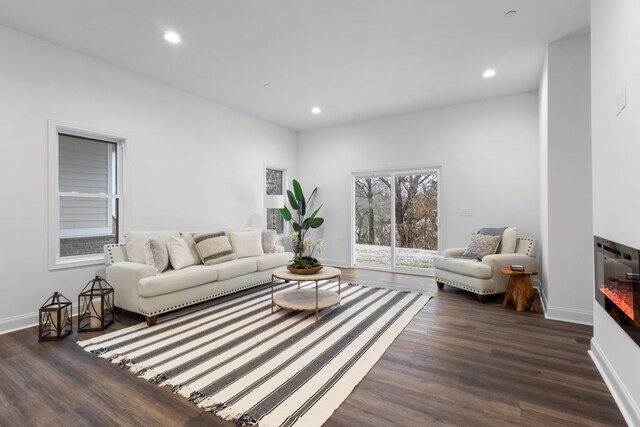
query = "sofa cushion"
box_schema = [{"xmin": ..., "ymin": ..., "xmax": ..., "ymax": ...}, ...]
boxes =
[
  {"xmin": 193, "ymin": 230, "xmax": 237, "ymax": 265},
  {"xmin": 230, "ymin": 230, "xmax": 264, "ymax": 258},
  {"xmin": 213, "ymin": 258, "xmax": 258, "ymax": 281},
  {"xmin": 433, "ymin": 256, "xmax": 493, "ymax": 279},
  {"xmin": 462, "ymin": 234, "xmax": 501, "ymax": 259},
  {"xmin": 138, "ymin": 265, "xmax": 218, "ymax": 298},
  {"xmin": 250, "ymin": 252, "xmax": 293, "ymax": 271},
  {"xmin": 499, "ymin": 227, "xmax": 519, "ymax": 254},
  {"xmin": 126, "ymin": 230, "xmax": 180, "ymax": 264},
  {"xmin": 143, "ymin": 237, "xmax": 171, "ymax": 273},
  {"xmin": 166, "ymin": 236, "xmax": 196, "ymax": 270}
]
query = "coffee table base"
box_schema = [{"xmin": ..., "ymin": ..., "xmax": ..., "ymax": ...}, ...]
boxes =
[{"xmin": 271, "ymin": 267, "xmax": 342, "ymax": 321}]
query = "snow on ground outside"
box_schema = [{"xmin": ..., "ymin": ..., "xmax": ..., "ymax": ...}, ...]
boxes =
[{"xmin": 355, "ymin": 244, "xmax": 437, "ymax": 269}]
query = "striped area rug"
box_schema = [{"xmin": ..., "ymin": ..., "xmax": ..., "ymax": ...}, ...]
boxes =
[{"xmin": 78, "ymin": 280, "xmax": 431, "ymax": 427}]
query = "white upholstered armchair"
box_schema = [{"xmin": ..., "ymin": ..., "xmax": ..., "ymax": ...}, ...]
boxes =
[{"xmin": 434, "ymin": 228, "xmax": 538, "ymax": 302}]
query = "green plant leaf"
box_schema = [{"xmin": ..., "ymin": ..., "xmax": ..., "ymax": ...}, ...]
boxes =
[
  {"xmin": 299, "ymin": 197, "xmax": 306, "ymax": 216},
  {"xmin": 292, "ymin": 222, "xmax": 302, "ymax": 232},
  {"xmin": 308, "ymin": 187, "xmax": 318, "ymax": 204},
  {"xmin": 309, "ymin": 205, "xmax": 322, "ymax": 219},
  {"xmin": 287, "ymin": 190, "xmax": 299, "ymax": 210},
  {"xmin": 293, "ymin": 179, "xmax": 304, "ymax": 202},
  {"xmin": 280, "ymin": 206, "xmax": 292, "ymax": 221},
  {"xmin": 308, "ymin": 217, "xmax": 324, "ymax": 228}
]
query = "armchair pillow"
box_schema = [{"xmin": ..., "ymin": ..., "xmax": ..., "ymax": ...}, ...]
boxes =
[
  {"xmin": 193, "ymin": 230, "xmax": 238, "ymax": 265},
  {"xmin": 462, "ymin": 234, "xmax": 502, "ymax": 259}
]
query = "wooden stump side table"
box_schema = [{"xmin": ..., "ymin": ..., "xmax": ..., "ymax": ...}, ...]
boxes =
[{"xmin": 501, "ymin": 267, "xmax": 538, "ymax": 312}]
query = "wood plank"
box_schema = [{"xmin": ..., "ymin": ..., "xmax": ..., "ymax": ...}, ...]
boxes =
[{"xmin": 0, "ymin": 269, "xmax": 625, "ymax": 426}]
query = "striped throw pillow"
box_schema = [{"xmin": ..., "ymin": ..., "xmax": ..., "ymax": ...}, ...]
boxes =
[{"xmin": 192, "ymin": 231, "xmax": 237, "ymax": 266}]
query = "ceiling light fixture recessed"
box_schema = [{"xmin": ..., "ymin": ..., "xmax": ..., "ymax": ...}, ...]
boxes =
[
  {"xmin": 504, "ymin": 10, "xmax": 517, "ymax": 18},
  {"xmin": 311, "ymin": 107, "xmax": 322, "ymax": 115},
  {"xmin": 163, "ymin": 31, "xmax": 181, "ymax": 44},
  {"xmin": 263, "ymin": 83, "xmax": 271, "ymax": 88},
  {"xmin": 482, "ymin": 69, "xmax": 496, "ymax": 78}
]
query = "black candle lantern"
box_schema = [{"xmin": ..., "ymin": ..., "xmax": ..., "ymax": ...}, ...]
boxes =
[
  {"xmin": 39, "ymin": 292, "xmax": 72, "ymax": 341},
  {"xmin": 78, "ymin": 276, "xmax": 115, "ymax": 332}
]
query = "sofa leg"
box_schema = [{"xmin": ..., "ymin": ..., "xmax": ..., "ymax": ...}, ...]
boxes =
[
  {"xmin": 436, "ymin": 281, "xmax": 444, "ymax": 290},
  {"xmin": 146, "ymin": 316, "xmax": 158, "ymax": 327},
  {"xmin": 476, "ymin": 294, "xmax": 488, "ymax": 303},
  {"xmin": 114, "ymin": 306, "xmax": 122, "ymax": 315}
]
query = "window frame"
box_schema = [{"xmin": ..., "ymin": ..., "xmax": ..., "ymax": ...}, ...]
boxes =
[
  {"xmin": 264, "ymin": 165, "xmax": 287, "ymax": 238},
  {"xmin": 48, "ymin": 120, "xmax": 128, "ymax": 270}
]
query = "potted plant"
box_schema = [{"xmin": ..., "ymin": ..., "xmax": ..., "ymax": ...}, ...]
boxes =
[{"xmin": 279, "ymin": 179, "xmax": 325, "ymax": 274}]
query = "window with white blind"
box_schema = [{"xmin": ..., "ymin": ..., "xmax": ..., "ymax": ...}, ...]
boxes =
[{"xmin": 49, "ymin": 122, "xmax": 126, "ymax": 268}]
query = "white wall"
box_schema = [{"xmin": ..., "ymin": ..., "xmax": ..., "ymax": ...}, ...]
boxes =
[
  {"xmin": 538, "ymin": 34, "xmax": 593, "ymax": 325},
  {"xmin": 591, "ymin": 0, "xmax": 640, "ymax": 424},
  {"xmin": 296, "ymin": 92, "xmax": 540, "ymax": 267},
  {"xmin": 0, "ymin": 25, "xmax": 297, "ymax": 332},
  {"xmin": 539, "ymin": 52, "xmax": 550, "ymax": 301}
]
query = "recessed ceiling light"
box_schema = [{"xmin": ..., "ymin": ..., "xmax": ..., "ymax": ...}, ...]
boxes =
[
  {"xmin": 482, "ymin": 69, "xmax": 496, "ymax": 78},
  {"xmin": 263, "ymin": 83, "xmax": 271, "ymax": 88},
  {"xmin": 311, "ymin": 107, "xmax": 322, "ymax": 115},
  {"xmin": 504, "ymin": 10, "xmax": 517, "ymax": 18},
  {"xmin": 163, "ymin": 31, "xmax": 181, "ymax": 44}
]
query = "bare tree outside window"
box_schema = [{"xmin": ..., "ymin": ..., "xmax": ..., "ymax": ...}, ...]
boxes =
[{"xmin": 354, "ymin": 172, "xmax": 438, "ymax": 270}]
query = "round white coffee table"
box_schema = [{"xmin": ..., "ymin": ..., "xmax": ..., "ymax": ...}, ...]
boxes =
[{"xmin": 271, "ymin": 266, "xmax": 342, "ymax": 321}]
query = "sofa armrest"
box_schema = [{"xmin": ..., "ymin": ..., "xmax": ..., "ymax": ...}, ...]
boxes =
[
  {"xmin": 106, "ymin": 262, "xmax": 156, "ymax": 312},
  {"xmin": 481, "ymin": 254, "xmax": 536, "ymax": 293},
  {"xmin": 275, "ymin": 244, "xmax": 285, "ymax": 253},
  {"xmin": 443, "ymin": 248, "xmax": 466, "ymax": 257}
]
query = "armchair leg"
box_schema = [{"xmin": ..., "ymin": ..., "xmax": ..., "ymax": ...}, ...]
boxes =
[
  {"xmin": 145, "ymin": 316, "xmax": 158, "ymax": 327},
  {"xmin": 436, "ymin": 281, "xmax": 444, "ymax": 290},
  {"xmin": 476, "ymin": 294, "xmax": 488, "ymax": 303}
]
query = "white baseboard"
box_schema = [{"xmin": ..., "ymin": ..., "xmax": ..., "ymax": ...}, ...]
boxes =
[
  {"xmin": 590, "ymin": 338, "xmax": 640, "ymax": 427},
  {"xmin": 318, "ymin": 258, "xmax": 350, "ymax": 268},
  {"xmin": 0, "ymin": 303, "xmax": 79, "ymax": 335},
  {"xmin": 533, "ymin": 278, "xmax": 547, "ymax": 314},
  {"xmin": 534, "ymin": 279, "xmax": 592, "ymax": 325},
  {"xmin": 545, "ymin": 305, "xmax": 593, "ymax": 325}
]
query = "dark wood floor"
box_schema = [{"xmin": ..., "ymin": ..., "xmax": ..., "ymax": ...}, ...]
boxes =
[{"xmin": 0, "ymin": 269, "xmax": 626, "ymax": 427}]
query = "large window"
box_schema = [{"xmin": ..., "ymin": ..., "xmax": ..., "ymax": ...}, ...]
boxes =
[
  {"xmin": 265, "ymin": 167, "xmax": 285, "ymax": 235},
  {"xmin": 353, "ymin": 168, "xmax": 440, "ymax": 274},
  {"xmin": 49, "ymin": 122, "xmax": 125, "ymax": 268}
]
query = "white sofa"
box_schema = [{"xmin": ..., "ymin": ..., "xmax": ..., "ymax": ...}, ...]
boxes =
[
  {"xmin": 104, "ymin": 230, "xmax": 293, "ymax": 326},
  {"xmin": 434, "ymin": 228, "xmax": 537, "ymax": 302}
]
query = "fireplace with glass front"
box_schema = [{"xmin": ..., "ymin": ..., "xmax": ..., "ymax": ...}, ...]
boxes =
[{"xmin": 595, "ymin": 236, "xmax": 640, "ymax": 346}]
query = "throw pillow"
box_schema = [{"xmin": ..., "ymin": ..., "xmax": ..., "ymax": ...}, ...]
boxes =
[
  {"xmin": 166, "ymin": 236, "xmax": 196, "ymax": 270},
  {"xmin": 193, "ymin": 230, "xmax": 237, "ymax": 265},
  {"xmin": 462, "ymin": 233, "xmax": 502, "ymax": 260},
  {"xmin": 181, "ymin": 232, "xmax": 203, "ymax": 265},
  {"xmin": 477, "ymin": 227, "xmax": 507, "ymax": 236},
  {"xmin": 230, "ymin": 230, "xmax": 264, "ymax": 258},
  {"xmin": 262, "ymin": 229, "xmax": 277, "ymax": 254},
  {"xmin": 125, "ymin": 230, "xmax": 180, "ymax": 264},
  {"xmin": 478, "ymin": 226, "xmax": 508, "ymax": 254},
  {"xmin": 143, "ymin": 237, "xmax": 170, "ymax": 273}
]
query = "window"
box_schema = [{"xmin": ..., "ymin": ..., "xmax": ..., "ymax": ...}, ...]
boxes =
[
  {"xmin": 352, "ymin": 167, "xmax": 440, "ymax": 274},
  {"xmin": 265, "ymin": 167, "xmax": 285, "ymax": 235},
  {"xmin": 49, "ymin": 122, "xmax": 125, "ymax": 268}
]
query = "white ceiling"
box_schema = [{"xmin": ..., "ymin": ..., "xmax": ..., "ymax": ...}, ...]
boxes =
[{"xmin": 0, "ymin": 0, "xmax": 589, "ymax": 131}]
